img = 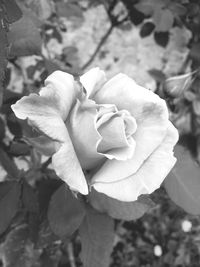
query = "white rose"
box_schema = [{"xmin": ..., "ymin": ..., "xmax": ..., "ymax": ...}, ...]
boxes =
[{"xmin": 12, "ymin": 68, "xmax": 178, "ymax": 201}]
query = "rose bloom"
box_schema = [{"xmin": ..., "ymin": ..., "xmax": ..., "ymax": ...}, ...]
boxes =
[{"xmin": 12, "ymin": 68, "xmax": 178, "ymax": 202}]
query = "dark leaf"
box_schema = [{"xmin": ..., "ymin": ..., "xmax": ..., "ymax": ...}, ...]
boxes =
[
  {"xmin": 48, "ymin": 184, "xmax": 85, "ymax": 238},
  {"xmin": 40, "ymin": 250, "xmax": 60, "ymax": 267},
  {"xmin": 9, "ymin": 141, "xmax": 30, "ymax": 156},
  {"xmin": 164, "ymin": 144, "xmax": 200, "ymax": 215},
  {"xmin": 22, "ymin": 181, "xmax": 39, "ymax": 213},
  {"xmin": 38, "ymin": 179, "xmax": 61, "ymax": 217},
  {"xmin": 0, "ymin": 146, "xmax": 20, "ymax": 178},
  {"xmin": 0, "ymin": 11, "xmax": 8, "ymax": 107},
  {"xmin": 190, "ymin": 43, "xmax": 200, "ymax": 63},
  {"xmin": 140, "ymin": 22, "xmax": 155, "ymax": 37},
  {"xmin": 44, "ymin": 59, "xmax": 62, "ymax": 75},
  {"xmin": 79, "ymin": 206, "xmax": 115, "ymax": 267},
  {"xmin": 8, "ymin": 10, "xmax": 42, "ymax": 56},
  {"xmin": 130, "ymin": 7, "xmax": 145, "ymax": 25},
  {"xmin": 0, "ymin": 117, "xmax": 5, "ymax": 140},
  {"xmin": 0, "ymin": 181, "xmax": 21, "ymax": 234},
  {"xmin": 89, "ymin": 189, "xmax": 155, "ymax": 221},
  {"xmin": 148, "ymin": 69, "xmax": 166, "ymax": 83},
  {"xmin": 7, "ymin": 113, "xmax": 22, "ymax": 137},
  {"xmin": 3, "ymin": 0, "xmax": 22, "ymax": 23},
  {"xmin": 154, "ymin": 31, "xmax": 169, "ymax": 47}
]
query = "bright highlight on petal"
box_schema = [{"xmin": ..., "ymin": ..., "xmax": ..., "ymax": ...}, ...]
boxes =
[
  {"xmin": 80, "ymin": 67, "xmax": 106, "ymax": 98},
  {"xmin": 43, "ymin": 70, "xmax": 77, "ymax": 120}
]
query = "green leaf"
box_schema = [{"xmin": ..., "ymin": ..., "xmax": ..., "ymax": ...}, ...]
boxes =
[
  {"xmin": 3, "ymin": 0, "xmax": 22, "ymax": 23},
  {"xmin": 0, "ymin": 146, "xmax": 20, "ymax": 178},
  {"xmin": 8, "ymin": 10, "xmax": 42, "ymax": 56},
  {"xmin": 2, "ymin": 224, "xmax": 40, "ymax": 267},
  {"xmin": 56, "ymin": 2, "xmax": 83, "ymax": 20},
  {"xmin": 48, "ymin": 184, "xmax": 85, "ymax": 238},
  {"xmin": 0, "ymin": 181, "xmax": 21, "ymax": 234},
  {"xmin": 79, "ymin": 206, "xmax": 115, "ymax": 267},
  {"xmin": 22, "ymin": 181, "xmax": 39, "ymax": 213},
  {"xmin": 89, "ymin": 189, "xmax": 155, "ymax": 221},
  {"xmin": 164, "ymin": 144, "xmax": 200, "ymax": 215},
  {"xmin": 154, "ymin": 31, "xmax": 169, "ymax": 47},
  {"xmin": 140, "ymin": 22, "xmax": 155, "ymax": 38},
  {"xmin": 0, "ymin": 10, "xmax": 8, "ymax": 107},
  {"xmin": 154, "ymin": 8, "xmax": 174, "ymax": 32},
  {"xmin": 148, "ymin": 69, "xmax": 166, "ymax": 83}
]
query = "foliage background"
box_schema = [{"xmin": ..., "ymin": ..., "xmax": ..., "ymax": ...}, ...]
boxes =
[{"xmin": 1, "ymin": 0, "xmax": 200, "ymax": 266}]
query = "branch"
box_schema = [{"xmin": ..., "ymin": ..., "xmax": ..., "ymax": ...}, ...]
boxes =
[{"xmin": 81, "ymin": 24, "xmax": 114, "ymax": 70}]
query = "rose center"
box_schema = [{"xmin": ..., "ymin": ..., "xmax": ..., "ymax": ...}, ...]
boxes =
[{"xmin": 96, "ymin": 105, "xmax": 137, "ymax": 161}]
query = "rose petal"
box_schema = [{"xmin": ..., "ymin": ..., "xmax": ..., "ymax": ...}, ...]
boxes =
[
  {"xmin": 52, "ymin": 134, "xmax": 88, "ymax": 195},
  {"xmin": 68, "ymin": 98, "xmax": 104, "ymax": 170},
  {"xmin": 97, "ymin": 115, "xmax": 136, "ymax": 160},
  {"xmin": 80, "ymin": 67, "xmax": 106, "ymax": 98},
  {"xmin": 93, "ymin": 122, "xmax": 178, "ymax": 201},
  {"xmin": 92, "ymin": 73, "xmax": 169, "ymax": 183},
  {"xmin": 43, "ymin": 70, "xmax": 76, "ymax": 120},
  {"xmin": 11, "ymin": 94, "xmax": 68, "ymax": 142},
  {"xmin": 12, "ymin": 79, "xmax": 88, "ymax": 195}
]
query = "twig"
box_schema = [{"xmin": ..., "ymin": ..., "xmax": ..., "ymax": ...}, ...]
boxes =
[
  {"xmin": 67, "ymin": 242, "xmax": 76, "ymax": 267},
  {"xmin": 81, "ymin": 24, "xmax": 114, "ymax": 70}
]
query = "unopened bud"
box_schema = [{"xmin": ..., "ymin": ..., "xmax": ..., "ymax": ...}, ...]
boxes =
[{"xmin": 163, "ymin": 71, "xmax": 197, "ymax": 97}]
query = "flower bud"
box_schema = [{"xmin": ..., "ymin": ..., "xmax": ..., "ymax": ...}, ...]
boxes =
[{"xmin": 163, "ymin": 71, "xmax": 197, "ymax": 97}]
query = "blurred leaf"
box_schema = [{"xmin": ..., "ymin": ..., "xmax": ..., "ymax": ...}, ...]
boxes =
[
  {"xmin": 22, "ymin": 181, "xmax": 39, "ymax": 213},
  {"xmin": 38, "ymin": 179, "xmax": 61, "ymax": 217},
  {"xmin": 3, "ymin": 0, "xmax": 22, "ymax": 23},
  {"xmin": 129, "ymin": 7, "xmax": 145, "ymax": 25},
  {"xmin": 0, "ymin": 10, "xmax": 8, "ymax": 107},
  {"xmin": 27, "ymin": 0, "xmax": 53, "ymax": 20},
  {"xmin": 169, "ymin": 3, "xmax": 186, "ymax": 16},
  {"xmin": 8, "ymin": 10, "xmax": 42, "ymax": 56},
  {"xmin": 154, "ymin": 31, "xmax": 169, "ymax": 47},
  {"xmin": 0, "ymin": 181, "xmax": 21, "ymax": 235},
  {"xmin": 89, "ymin": 189, "xmax": 155, "ymax": 221},
  {"xmin": 140, "ymin": 22, "xmax": 155, "ymax": 38},
  {"xmin": 0, "ymin": 146, "xmax": 20, "ymax": 178},
  {"xmin": 0, "ymin": 117, "xmax": 5, "ymax": 140},
  {"xmin": 135, "ymin": 0, "xmax": 155, "ymax": 15},
  {"xmin": 9, "ymin": 141, "xmax": 30, "ymax": 156},
  {"xmin": 190, "ymin": 43, "xmax": 200, "ymax": 63},
  {"xmin": 79, "ymin": 206, "xmax": 114, "ymax": 267},
  {"xmin": 7, "ymin": 113, "xmax": 22, "ymax": 137},
  {"xmin": 148, "ymin": 69, "xmax": 166, "ymax": 83},
  {"xmin": 2, "ymin": 224, "xmax": 40, "ymax": 267},
  {"xmin": 48, "ymin": 184, "xmax": 85, "ymax": 238},
  {"xmin": 37, "ymin": 219, "xmax": 58, "ymax": 248},
  {"xmin": 44, "ymin": 59, "xmax": 62, "ymax": 75},
  {"xmin": 154, "ymin": 8, "xmax": 174, "ymax": 32},
  {"xmin": 164, "ymin": 144, "xmax": 200, "ymax": 215},
  {"xmin": 163, "ymin": 71, "xmax": 196, "ymax": 97},
  {"xmin": 56, "ymin": 2, "xmax": 83, "ymax": 20}
]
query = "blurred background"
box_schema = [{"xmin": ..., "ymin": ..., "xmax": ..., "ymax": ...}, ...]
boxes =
[{"xmin": 1, "ymin": 0, "xmax": 200, "ymax": 266}]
